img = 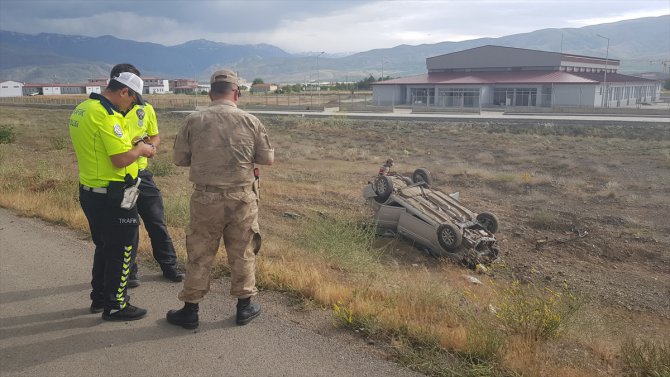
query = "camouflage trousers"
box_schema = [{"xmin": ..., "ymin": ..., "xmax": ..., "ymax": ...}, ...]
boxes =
[{"xmin": 178, "ymin": 185, "xmax": 261, "ymax": 303}]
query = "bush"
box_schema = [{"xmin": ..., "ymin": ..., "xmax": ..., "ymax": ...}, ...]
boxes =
[
  {"xmin": 528, "ymin": 210, "xmax": 558, "ymax": 229},
  {"xmin": 495, "ymin": 281, "xmax": 581, "ymax": 342},
  {"xmin": 465, "ymin": 322, "xmax": 507, "ymax": 363},
  {"xmin": 0, "ymin": 125, "xmax": 16, "ymax": 144},
  {"xmin": 621, "ymin": 338, "xmax": 670, "ymax": 377}
]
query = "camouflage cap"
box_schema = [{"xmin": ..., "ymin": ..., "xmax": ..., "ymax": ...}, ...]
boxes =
[{"xmin": 210, "ymin": 69, "xmax": 239, "ymax": 85}]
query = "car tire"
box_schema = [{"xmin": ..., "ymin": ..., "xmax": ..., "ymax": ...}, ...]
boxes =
[
  {"xmin": 412, "ymin": 168, "xmax": 433, "ymax": 186},
  {"xmin": 437, "ymin": 223, "xmax": 462, "ymax": 251},
  {"xmin": 372, "ymin": 175, "xmax": 394, "ymax": 203},
  {"xmin": 476, "ymin": 212, "xmax": 499, "ymax": 234}
]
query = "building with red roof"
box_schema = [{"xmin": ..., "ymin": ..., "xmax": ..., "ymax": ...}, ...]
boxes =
[{"xmin": 373, "ymin": 45, "xmax": 661, "ymax": 108}]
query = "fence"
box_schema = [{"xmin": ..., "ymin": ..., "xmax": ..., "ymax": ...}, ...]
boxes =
[{"xmin": 0, "ymin": 92, "xmax": 374, "ymax": 111}]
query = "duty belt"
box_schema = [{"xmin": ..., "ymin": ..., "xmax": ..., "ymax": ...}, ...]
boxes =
[
  {"xmin": 80, "ymin": 184, "xmax": 107, "ymax": 194},
  {"xmin": 194, "ymin": 184, "xmax": 246, "ymax": 193}
]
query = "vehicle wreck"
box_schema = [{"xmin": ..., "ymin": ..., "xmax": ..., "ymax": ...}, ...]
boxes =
[{"xmin": 363, "ymin": 169, "xmax": 500, "ymax": 267}]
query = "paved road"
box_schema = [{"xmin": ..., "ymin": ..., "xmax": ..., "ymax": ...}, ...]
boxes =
[
  {"xmin": 183, "ymin": 107, "xmax": 670, "ymax": 124},
  {"xmin": 0, "ymin": 208, "xmax": 423, "ymax": 377}
]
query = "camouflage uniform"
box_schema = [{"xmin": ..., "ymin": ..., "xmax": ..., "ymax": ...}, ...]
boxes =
[
  {"xmin": 379, "ymin": 159, "xmax": 394, "ymax": 175},
  {"xmin": 173, "ymin": 98, "xmax": 273, "ymax": 302}
]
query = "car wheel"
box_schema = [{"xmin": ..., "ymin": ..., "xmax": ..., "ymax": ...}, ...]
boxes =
[
  {"xmin": 412, "ymin": 168, "xmax": 433, "ymax": 186},
  {"xmin": 437, "ymin": 223, "xmax": 462, "ymax": 251},
  {"xmin": 372, "ymin": 175, "xmax": 394, "ymax": 203},
  {"xmin": 476, "ymin": 212, "xmax": 499, "ymax": 234}
]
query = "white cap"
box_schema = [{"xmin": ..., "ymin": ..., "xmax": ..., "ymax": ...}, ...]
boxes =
[{"xmin": 112, "ymin": 72, "xmax": 145, "ymax": 104}]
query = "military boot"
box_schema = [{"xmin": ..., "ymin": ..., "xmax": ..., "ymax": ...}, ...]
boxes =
[
  {"xmin": 166, "ymin": 302, "xmax": 199, "ymax": 329},
  {"xmin": 236, "ymin": 297, "xmax": 261, "ymax": 326}
]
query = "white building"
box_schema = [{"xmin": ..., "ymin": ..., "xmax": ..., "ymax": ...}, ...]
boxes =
[
  {"xmin": 0, "ymin": 81, "xmax": 23, "ymax": 97},
  {"xmin": 373, "ymin": 45, "xmax": 662, "ymax": 108},
  {"xmin": 86, "ymin": 86, "xmax": 102, "ymax": 95},
  {"xmin": 143, "ymin": 77, "xmax": 169, "ymax": 94}
]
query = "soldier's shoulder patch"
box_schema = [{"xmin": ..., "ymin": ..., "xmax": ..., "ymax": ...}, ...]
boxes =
[{"xmin": 113, "ymin": 124, "xmax": 123, "ymax": 138}]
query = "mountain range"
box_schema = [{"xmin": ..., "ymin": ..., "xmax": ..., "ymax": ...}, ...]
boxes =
[{"xmin": 0, "ymin": 15, "xmax": 668, "ymax": 84}]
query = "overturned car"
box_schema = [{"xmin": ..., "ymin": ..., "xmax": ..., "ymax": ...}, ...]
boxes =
[{"xmin": 363, "ymin": 169, "xmax": 500, "ymax": 267}]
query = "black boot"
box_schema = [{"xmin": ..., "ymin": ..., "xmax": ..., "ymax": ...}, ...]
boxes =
[
  {"xmin": 162, "ymin": 266, "xmax": 185, "ymax": 282},
  {"xmin": 102, "ymin": 303, "xmax": 147, "ymax": 321},
  {"xmin": 236, "ymin": 297, "xmax": 261, "ymax": 326},
  {"xmin": 128, "ymin": 272, "xmax": 140, "ymax": 288},
  {"xmin": 90, "ymin": 302, "xmax": 104, "ymax": 314},
  {"xmin": 166, "ymin": 302, "xmax": 199, "ymax": 329}
]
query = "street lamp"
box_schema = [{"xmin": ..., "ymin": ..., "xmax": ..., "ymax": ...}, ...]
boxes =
[
  {"xmin": 596, "ymin": 34, "xmax": 609, "ymax": 108},
  {"xmin": 316, "ymin": 51, "xmax": 324, "ymax": 103},
  {"xmin": 381, "ymin": 57, "xmax": 389, "ymax": 81}
]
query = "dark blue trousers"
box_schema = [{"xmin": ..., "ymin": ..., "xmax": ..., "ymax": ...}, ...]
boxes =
[
  {"xmin": 133, "ymin": 169, "xmax": 177, "ymax": 276},
  {"xmin": 79, "ymin": 187, "xmax": 139, "ymax": 310}
]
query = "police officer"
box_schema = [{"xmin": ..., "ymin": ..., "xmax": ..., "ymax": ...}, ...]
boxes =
[
  {"xmin": 167, "ymin": 69, "xmax": 274, "ymax": 328},
  {"xmin": 110, "ymin": 64, "xmax": 184, "ymax": 287},
  {"xmin": 69, "ymin": 70, "xmax": 155, "ymax": 321}
]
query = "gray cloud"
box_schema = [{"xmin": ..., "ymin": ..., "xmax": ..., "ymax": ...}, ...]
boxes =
[{"xmin": 0, "ymin": 0, "xmax": 667, "ymax": 52}]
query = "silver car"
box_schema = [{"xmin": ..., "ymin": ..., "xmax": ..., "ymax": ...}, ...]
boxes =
[{"xmin": 363, "ymin": 169, "xmax": 500, "ymax": 266}]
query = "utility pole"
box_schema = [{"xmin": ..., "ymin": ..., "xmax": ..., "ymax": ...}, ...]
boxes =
[
  {"xmin": 381, "ymin": 57, "xmax": 389, "ymax": 81},
  {"xmin": 596, "ymin": 34, "xmax": 609, "ymax": 108},
  {"xmin": 316, "ymin": 51, "xmax": 324, "ymax": 105}
]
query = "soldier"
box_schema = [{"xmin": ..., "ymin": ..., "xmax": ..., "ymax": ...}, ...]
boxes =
[
  {"xmin": 167, "ymin": 69, "xmax": 274, "ymax": 328},
  {"xmin": 379, "ymin": 158, "xmax": 394, "ymax": 175}
]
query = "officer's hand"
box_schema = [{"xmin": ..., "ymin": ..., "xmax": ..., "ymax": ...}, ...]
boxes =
[{"xmin": 137, "ymin": 142, "xmax": 156, "ymax": 158}]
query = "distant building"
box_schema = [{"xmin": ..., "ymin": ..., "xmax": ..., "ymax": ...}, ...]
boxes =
[
  {"xmin": 86, "ymin": 86, "xmax": 102, "ymax": 95},
  {"xmin": 250, "ymin": 83, "xmax": 278, "ymax": 93},
  {"xmin": 373, "ymin": 45, "xmax": 662, "ymax": 108},
  {"xmin": 22, "ymin": 83, "xmax": 95, "ymax": 96},
  {"xmin": 169, "ymin": 79, "xmax": 197, "ymax": 93},
  {"xmin": 143, "ymin": 77, "xmax": 169, "ymax": 94},
  {"xmin": 0, "ymin": 81, "xmax": 23, "ymax": 97}
]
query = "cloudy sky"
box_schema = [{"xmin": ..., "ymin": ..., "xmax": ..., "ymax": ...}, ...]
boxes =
[{"xmin": 0, "ymin": 0, "xmax": 668, "ymax": 53}]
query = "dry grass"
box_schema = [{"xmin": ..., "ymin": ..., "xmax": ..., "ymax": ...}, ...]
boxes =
[{"xmin": 1, "ymin": 105, "xmax": 669, "ymax": 377}]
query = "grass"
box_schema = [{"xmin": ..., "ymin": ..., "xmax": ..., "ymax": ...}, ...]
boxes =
[
  {"xmin": 621, "ymin": 338, "xmax": 670, "ymax": 377},
  {"xmin": 0, "ymin": 125, "xmax": 15, "ymax": 144},
  {"xmin": 299, "ymin": 211, "xmax": 382, "ymax": 273},
  {"xmin": 149, "ymin": 155, "xmax": 177, "ymax": 177},
  {"xmin": 1, "ymin": 105, "xmax": 669, "ymax": 377}
]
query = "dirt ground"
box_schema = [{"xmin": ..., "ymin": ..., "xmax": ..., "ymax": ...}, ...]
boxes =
[{"xmin": 260, "ymin": 116, "xmax": 670, "ymax": 322}]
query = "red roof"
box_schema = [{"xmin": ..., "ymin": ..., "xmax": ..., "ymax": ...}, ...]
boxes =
[
  {"xmin": 374, "ymin": 71, "xmax": 658, "ymax": 86},
  {"xmin": 23, "ymin": 83, "xmax": 91, "ymax": 88}
]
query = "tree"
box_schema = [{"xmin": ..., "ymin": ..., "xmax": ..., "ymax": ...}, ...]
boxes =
[
  {"xmin": 355, "ymin": 75, "xmax": 377, "ymax": 90},
  {"xmin": 252, "ymin": 78, "xmax": 264, "ymax": 85},
  {"xmin": 664, "ymin": 78, "xmax": 670, "ymax": 91}
]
